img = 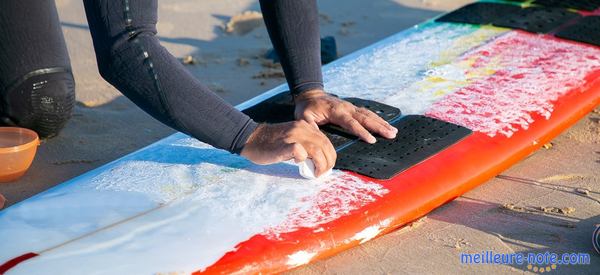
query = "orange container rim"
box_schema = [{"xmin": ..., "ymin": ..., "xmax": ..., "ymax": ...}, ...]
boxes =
[{"xmin": 0, "ymin": 127, "xmax": 39, "ymax": 153}]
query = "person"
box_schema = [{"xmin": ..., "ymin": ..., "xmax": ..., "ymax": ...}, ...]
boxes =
[{"xmin": 0, "ymin": 0, "xmax": 397, "ymax": 177}]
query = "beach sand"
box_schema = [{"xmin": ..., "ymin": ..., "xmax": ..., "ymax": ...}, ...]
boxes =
[{"xmin": 0, "ymin": 0, "xmax": 598, "ymax": 273}]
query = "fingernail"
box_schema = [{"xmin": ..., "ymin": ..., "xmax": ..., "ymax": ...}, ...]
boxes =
[{"xmin": 368, "ymin": 136, "xmax": 377, "ymax": 143}]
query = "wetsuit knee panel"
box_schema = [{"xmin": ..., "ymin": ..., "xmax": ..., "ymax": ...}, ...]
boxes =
[{"xmin": 1, "ymin": 68, "xmax": 75, "ymax": 138}]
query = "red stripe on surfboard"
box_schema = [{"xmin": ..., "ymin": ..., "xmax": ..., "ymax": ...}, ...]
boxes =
[{"xmin": 0, "ymin": 253, "xmax": 38, "ymax": 274}]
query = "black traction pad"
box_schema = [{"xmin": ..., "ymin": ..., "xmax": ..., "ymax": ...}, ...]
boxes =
[
  {"xmin": 335, "ymin": 115, "xmax": 472, "ymax": 180},
  {"xmin": 242, "ymin": 92, "xmax": 296, "ymax": 124},
  {"xmin": 555, "ymin": 16, "xmax": 600, "ymax": 47},
  {"xmin": 436, "ymin": 2, "xmax": 581, "ymax": 33},
  {"xmin": 511, "ymin": 0, "xmax": 600, "ymax": 11},
  {"xmin": 436, "ymin": 2, "xmax": 522, "ymax": 25},
  {"xmin": 243, "ymin": 93, "xmax": 472, "ymax": 179}
]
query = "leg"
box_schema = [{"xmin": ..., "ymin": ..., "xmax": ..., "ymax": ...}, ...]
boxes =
[{"xmin": 0, "ymin": 0, "xmax": 75, "ymax": 138}]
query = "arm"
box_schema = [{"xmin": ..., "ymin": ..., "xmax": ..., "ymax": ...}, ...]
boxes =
[
  {"xmin": 260, "ymin": 0, "xmax": 398, "ymax": 143},
  {"xmin": 82, "ymin": 0, "xmax": 256, "ymax": 153},
  {"xmin": 82, "ymin": 0, "xmax": 336, "ymax": 175}
]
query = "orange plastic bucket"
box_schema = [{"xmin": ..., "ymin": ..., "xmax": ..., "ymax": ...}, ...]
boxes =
[{"xmin": 0, "ymin": 127, "xmax": 39, "ymax": 182}]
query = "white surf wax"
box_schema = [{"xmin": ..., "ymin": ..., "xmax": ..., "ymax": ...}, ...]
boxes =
[
  {"xmin": 426, "ymin": 31, "xmax": 600, "ymax": 137},
  {"xmin": 298, "ymin": 159, "xmax": 332, "ymax": 179},
  {"xmin": 323, "ymin": 24, "xmax": 507, "ymax": 114}
]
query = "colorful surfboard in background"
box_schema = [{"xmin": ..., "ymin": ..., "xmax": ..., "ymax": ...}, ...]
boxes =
[{"xmin": 2, "ymin": 1, "xmax": 600, "ymax": 274}]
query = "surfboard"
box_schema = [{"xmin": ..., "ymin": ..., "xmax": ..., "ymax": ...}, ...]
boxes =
[{"xmin": 2, "ymin": 1, "xmax": 600, "ymax": 274}]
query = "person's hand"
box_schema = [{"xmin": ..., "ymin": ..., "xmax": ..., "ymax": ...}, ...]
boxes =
[
  {"xmin": 294, "ymin": 89, "xmax": 398, "ymax": 143},
  {"xmin": 240, "ymin": 121, "xmax": 336, "ymax": 177}
]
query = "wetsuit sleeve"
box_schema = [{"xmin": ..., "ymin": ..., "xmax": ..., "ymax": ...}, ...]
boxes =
[
  {"xmin": 82, "ymin": 0, "xmax": 257, "ymax": 153},
  {"xmin": 259, "ymin": 0, "xmax": 324, "ymax": 95}
]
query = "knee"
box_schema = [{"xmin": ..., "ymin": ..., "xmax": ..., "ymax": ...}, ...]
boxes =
[{"xmin": 0, "ymin": 68, "xmax": 75, "ymax": 139}]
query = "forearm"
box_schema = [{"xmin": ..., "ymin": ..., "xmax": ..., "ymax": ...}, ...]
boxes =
[
  {"xmin": 259, "ymin": 0, "xmax": 324, "ymax": 95},
  {"xmin": 83, "ymin": 0, "xmax": 257, "ymax": 153}
]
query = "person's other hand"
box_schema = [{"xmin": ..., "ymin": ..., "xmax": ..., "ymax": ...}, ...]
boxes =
[
  {"xmin": 240, "ymin": 121, "xmax": 336, "ymax": 177},
  {"xmin": 294, "ymin": 89, "xmax": 398, "ymax": 143}
]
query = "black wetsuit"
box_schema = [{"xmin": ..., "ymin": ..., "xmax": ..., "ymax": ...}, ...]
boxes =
[{"xmin": 0, "ymin": 0, "xmax": 323, "ymax": 153}]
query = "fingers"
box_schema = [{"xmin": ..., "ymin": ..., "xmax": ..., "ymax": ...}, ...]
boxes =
[
  {"xmin": 294, "ymin": 93, "xmax": 398, "ymax": 145},
  {"xmin": 241, "ymin": 119, "xmax": 339, "ymax": 179},
  {"xmin": 301, "ymin": 130, "xmax": 336, "ymax": 176},
  {"xmin": 293, "ymin": 120, "xmax": 336, "ymax": 176},
  {"xmin": 296, "ymin": 109, "xmax": 322, "ymax": 130},
  {"xmin": 290, "ymin": 143, "xmax": 308, "ymax": 163},
  {"xmin": 355, "ymin": 108, "xmax": 398, "ymax": 139},
  {"xmin": 284, "ymin": 121, "xmax": 336, "ymax": 177},
  {"xmin": 339, "ymin": 117, "xmax": 377, "ymax": 144},
  {"xmin": 306, "ymin": 146, "xmax": 328, "ymax": 177}
]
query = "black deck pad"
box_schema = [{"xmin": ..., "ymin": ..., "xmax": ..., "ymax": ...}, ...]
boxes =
[
  {"xmin": 242, "ymin": 91, "xmax": 402, "ymax": 148},
  {"xmin": 242, "ymin": 91, "xmax": 296, "ymax": 123},
  {"xmin": 517, "ymin": 0, "xmax": 600, "ymax": 12},
  {"xmin": 494, "ymin": 6, "xmax": 580, "ymax": 33},
  {"xmin": 555, "ymin": 16, "xmax": 600, "ymax": 47},
  {"xmin": 243, "ymin": 92, "xmax": 471, "ymax": 180},
  {"xmin": 436, "ymin": 2, "xmax": 522, "ymax": 25},
  {"xmin": 436, "ymin": 2, "xmax": 580, "ymax": 33},
  {"xmin": 334, "ymin": 115, "xmax": 472, "ymax": 180}
]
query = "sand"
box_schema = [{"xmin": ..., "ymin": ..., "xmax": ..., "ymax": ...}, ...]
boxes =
[{"xmin": 0, "ymin": 0, "xmax": 598, "ymax": 273}]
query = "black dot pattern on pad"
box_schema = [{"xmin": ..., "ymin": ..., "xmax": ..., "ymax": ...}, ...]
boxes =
[
  {"xmin": 555, "ymin": 16, "xmax": 600, "ymax": 47},
  {"xmin": 531, "ymin": 0, "xmax": 600, "ymax": 11},
  {"xmin": 494, "ymin": 7, "xmax": 580, "ymax": 33},
  {"xmin": 436, "ymin": 2, "xmax": 522, "ymax": 25},
  {"xmin": 334, "ymin": 115, "xmax": 472, "ymax": 180},
  {"xmin": 436, "ymin": 2, "xmax": 581, "ymax": 34}
]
